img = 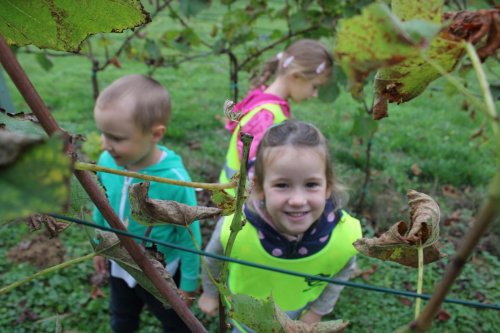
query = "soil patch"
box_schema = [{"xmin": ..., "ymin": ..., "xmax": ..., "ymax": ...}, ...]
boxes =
[{"xmin": 7, "ymin": 233, "xmax": 66, "ymax": 269}]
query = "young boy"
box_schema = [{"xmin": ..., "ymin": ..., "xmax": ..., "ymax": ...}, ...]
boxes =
[{"xmin": 92, "ymin": 74, "xmax": 201, "ymax": 333}]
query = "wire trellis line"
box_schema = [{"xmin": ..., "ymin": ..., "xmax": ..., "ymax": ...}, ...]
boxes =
[{"xmin": 49, "ymin": 213, "xmax": 500, "ymax": 311}]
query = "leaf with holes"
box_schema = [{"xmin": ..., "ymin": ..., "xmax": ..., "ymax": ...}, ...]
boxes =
[
  {"xmin": 129, "ymin": 182, "xmax": 222, "ymax": 226},
  {"xmin": 210, "ymin": 188, "xmax": 237, "ymax": 216},
  {"xmin": 0, "ymin": 131, "xmax": 71, "ymax": 222},
  {"xmin": 354, "ymin": 190, "xmax": 445, "ymax": 267},
  {"xmin": 0, "ymin": 111, "xmax": 47, "ymax": 137},
  {"xmin": 334, "ymin": 3, "xmax": 428, "ymax": 100},
  {"xmin": 230, "ymin": 294, "xmax": 349, "ymax": 333},
  {"xmin": 0, "ymin": 0, "xmax": 150, "ymax": 52},
  {"xmin": 372, "ymin": 0, "xmax": 465, "ymax": 119}
]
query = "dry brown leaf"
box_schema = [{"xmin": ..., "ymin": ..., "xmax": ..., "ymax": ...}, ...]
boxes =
[
  {"xmin": 94, "ymin": 231, "xmax": 178, "ymax": 307},
  {"xmin": 26, "ymin": 213, "xmax": 70, "ymax": 238},
  {"xmin": 129, "ymin": 181, "xmax": 222, "ymax": 226},
  {"xmin": 353, "ymin": 190, "xmax": 445, "ymax": 267},
  {"xmin": 410, "ymin": 163, "xmax": 422, "ymax": 176}
]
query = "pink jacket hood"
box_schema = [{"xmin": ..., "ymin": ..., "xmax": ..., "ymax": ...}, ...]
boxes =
[{"xmin": 225, "ymin": 86, "xmax": 290, "ymax": 133}]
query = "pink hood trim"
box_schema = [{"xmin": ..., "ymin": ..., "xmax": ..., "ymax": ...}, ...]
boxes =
[{"xmin": 225, "ymin": 86, "xmax": 290, "ymax": 133}]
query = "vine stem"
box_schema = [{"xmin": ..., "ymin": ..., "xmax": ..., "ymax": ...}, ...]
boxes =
[
  {"xmin": 414, "ymin": 241, "xmax": 424, "ymax": 319},
  {"xmin": 464, "ymin": 42, "xmax": 499, "ymax": 138},
  {"xmin": 410, "ymin": 42, "xmax": 500, "ymax": 333},
  {"xmin": 218, "ymin": 133, "xmax": 253, "ymax": 333},
  {"xmin": 75, "ymin": 161, "xmax": 236, "ymax": 190},
  {"xmin": 0, "ymin": 252, "xmax": 96, "ymax": 295}
]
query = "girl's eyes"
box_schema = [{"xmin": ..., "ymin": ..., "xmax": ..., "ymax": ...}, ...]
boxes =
[
  {"xmin": 271, "ymin": 182, "xmax": 321, "ymax": 189},
  {"xmin": 306, "ymin": 182, "xmax": 321, "ymax": 189}
]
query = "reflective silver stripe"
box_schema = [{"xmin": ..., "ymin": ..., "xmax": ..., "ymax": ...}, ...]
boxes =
[{"xmin": 224, "ymin": 162, "xmax": 237, "ymax": 179}]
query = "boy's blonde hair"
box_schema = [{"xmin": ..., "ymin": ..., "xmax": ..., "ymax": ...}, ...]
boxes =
[
  {"xmin": 252, "ymin": 39, "xmax": 333, "ymax": 88},
  {"xmin": 96, "ymin": 74, "xmax": 171, "ymax": 132}
]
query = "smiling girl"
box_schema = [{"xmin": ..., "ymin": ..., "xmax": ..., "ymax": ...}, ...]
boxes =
[{"xmin": 200, "ymin": 120, "xmax": 362, "ymax": 332}]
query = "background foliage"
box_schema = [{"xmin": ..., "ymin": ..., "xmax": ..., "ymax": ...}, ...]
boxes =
[{"xmin": 0, "ymin": 0, "xmax": 499, "ymax": 332}]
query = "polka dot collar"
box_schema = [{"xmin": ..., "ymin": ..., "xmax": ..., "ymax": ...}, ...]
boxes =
[{"xmin": 244, "ymin": 199, "xmax": 342, "ymax": 259}]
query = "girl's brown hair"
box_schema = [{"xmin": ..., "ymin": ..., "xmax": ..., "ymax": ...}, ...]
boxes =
[
  {"xmin": 253, "ymin": 120, "xmax": 345, "ymax": 207},
  {"xmin": 251, "ymin": 39, "xmax": 333, "ymax": 89}
]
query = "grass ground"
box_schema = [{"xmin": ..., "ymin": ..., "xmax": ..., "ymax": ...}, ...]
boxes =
[{"xmin": 1, "ymin": 2, "xmax": 499, "ymax": 332}]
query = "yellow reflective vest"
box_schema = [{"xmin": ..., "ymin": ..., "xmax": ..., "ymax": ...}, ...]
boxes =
[
  {"xmin": 219, "ymin": 103, "xmax": 288, "ymax": 195},
  {"xmin": 220, "ymin": 210, "xmax": 362, "ymax": 312}
]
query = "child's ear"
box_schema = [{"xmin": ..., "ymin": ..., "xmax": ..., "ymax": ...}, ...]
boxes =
[
  {"xmin": 325, "ymin": 185, "xmax": 333, "ymax": 200},
  {"xmin": 151, "ymin": 124, "xmax": 165, "ymax": 142},
  {"xmin": 252, "ymin": 176, "xmax": 264, "ymax": 198}
]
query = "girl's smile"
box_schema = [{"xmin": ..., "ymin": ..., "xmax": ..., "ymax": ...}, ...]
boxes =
[{"xmin": 256, "ymin": 145, "xmax": 331, "ymax": 237}]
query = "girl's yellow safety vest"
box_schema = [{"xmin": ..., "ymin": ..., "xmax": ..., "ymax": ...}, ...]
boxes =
[
  {"xmin": 220, "ymin": 210, "xmax": 362, "ymax": 312},
  {"xmin": 219, "ymin": 103, "xmax": 288, "ymax": 195}
]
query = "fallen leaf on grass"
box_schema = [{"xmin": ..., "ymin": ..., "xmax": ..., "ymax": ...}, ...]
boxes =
[
  {"xmin": 354, "ymin": 190, "xmax": 445, "ymax": 267},
  {"xmin": 230, "ymin": 294, "xmax": 349, "ymax": 333},
  {"xmin": 410, "ymin": 163, "xmax": 422, "ymax": 176},
  {"xmin": 93, "ymin": 231, "xmax": 178, "ymax": 307},
  {"xmin": 435, "ymin": 308, "xmax": 451, "ymax": 322},
  {"xmin": 397, "ymin": 297, "xmax": 412, "ymax": 307},
  {"xmin": 90, "ymin": 285, "xmax": 105, "ymax": 300},
  {"xmin": 129, "ymin": 182, "xmax": 222, "ymax": 226},
  {"xmin": 444, "ymin": 210, "xmax": 461, "ymax": 226},
  {"xmin": 442, "ymin": 184, "xmax": 460, "ymax": 198}
]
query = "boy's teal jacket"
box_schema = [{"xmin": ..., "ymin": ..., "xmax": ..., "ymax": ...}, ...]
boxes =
[{"xmin": 93, "ymin": 145, "xmax": 202, "ymax": 292}]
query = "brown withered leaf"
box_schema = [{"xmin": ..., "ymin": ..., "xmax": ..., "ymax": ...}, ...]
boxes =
[
  {"xmin": 129, "ymin": 182, "xmax": 222, "ymax": 226},
  {"xmin": 26, "ymin": 213, "xmax": 69, "ymax": 238},
  {"xmin": 410, "ymin": 163, "xmax": 422, "ymax": 176},
  {"xmin": 354, "ymin": 190, "xmax": 445, "ymax": 267},
  {"xmin": 93, "ymin": 231, "xmax": 178, "ymax": 307}
]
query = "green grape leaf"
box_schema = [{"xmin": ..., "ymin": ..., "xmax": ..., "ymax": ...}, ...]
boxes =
[
  {"xmin": 35, "ymin": 52, "xmax": 54, "ymax": 71},
  {"xmin": 372, "ymin": 0, "xmax": 465, "ymax": 119},
  {"xmin": 289, "ymin": 12, "xmax": 309, "ymax": 34},
  {"xmin": 92, "ymin": 231, "xmax": 178, "ymax": 307},
  {"xmin": 179, "ymin": 0, "xmax": 211, "ymax": 18},
  {"xmin": 0, "ymin": 0, "xmax": 150, "ymax": 52},
  {"xmin": 81, "ymin": 131, "xmax": 102, "ymax": 163},
  {"xmin": 349, "ymin": 108, "xmax": 379, "ymax": 140},
  {"xmin": 0, "ymin": 110, "xmax": 48, "ymax": 137},
  {"xmin": 144, "ymin": 38, "xmax": 162, "ymax": 60},
  {"xmin": 230, "ymin": 294, "xmax": 349, "ymax": 333},
  {"xmin": 129, "ymin": 181, "xmax": 222, "ymax": 226},
  {"xmin": 354, "ymin": 190, "xmax": 445, "ymax": 267},
  {"xmin": 0, "ymin": 131, "xmax": 71, "ymax": 222},
  {"xmin": 334, "ymin": 3, "xmax": 424, "ymax": 100}
]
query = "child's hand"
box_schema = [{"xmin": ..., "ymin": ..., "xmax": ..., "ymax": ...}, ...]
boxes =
[
  {"xmin": 299, "ymin": 310, "xmax": 322, "ymax": 325},
  {"xmin": 93, "ymin": 255, "xmax": 108, "ymax": 274},
  {"xmin": 179, "ymin": 289, "xmax": 196, "ymax": 308},
  {"xmin": 197, "ymin": 293, "xmax": 219, "ymax": 316}
]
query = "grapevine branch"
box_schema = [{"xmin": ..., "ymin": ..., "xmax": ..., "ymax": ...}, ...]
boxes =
[
  {"xmin": 0, "ymin": 34, "xmax": 207, "ymax": 333},
  {"xmin": 75, "ymin": 161, "xmax": 236, "ymax": 190},
  {"xmin": 409, "ymin": 42, "xmax": 500, "ymax": 333}
]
